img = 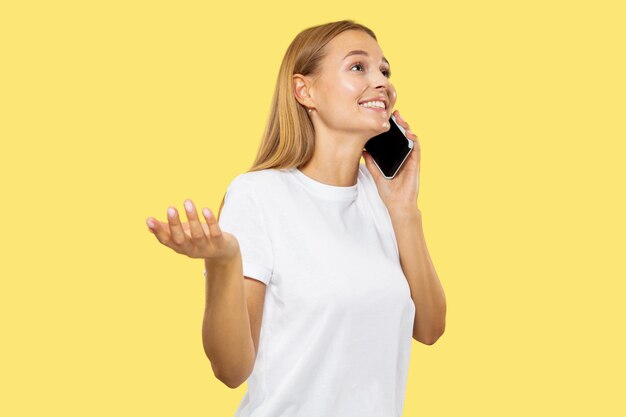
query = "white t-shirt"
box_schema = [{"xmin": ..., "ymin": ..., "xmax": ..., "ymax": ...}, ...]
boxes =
[{"xmin": 214, "ymin": 162, "xmax": 416, "ymax": 417}]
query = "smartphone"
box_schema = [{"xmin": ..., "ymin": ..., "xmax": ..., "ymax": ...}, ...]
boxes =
[{"xmin": 363, "ymin": 114, "xmax": 414, "ymax": 179}]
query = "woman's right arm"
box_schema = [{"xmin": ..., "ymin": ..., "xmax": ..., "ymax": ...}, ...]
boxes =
[
  {"xmin": 202, "ymin": 253, "xmax": 257, "ymax": 389},
  {"xmin": 146, "ymin": 199, "xmax": 258, "ymax": 389}
]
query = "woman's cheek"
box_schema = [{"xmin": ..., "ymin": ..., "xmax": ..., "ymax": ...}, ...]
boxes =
[
  {"xmin": 389, "ymin": 85, "xmax": 397, "ymax": 103},
  {"xmin": 339, "ymin": 77, "xmax": 362, "ymax": 95}
]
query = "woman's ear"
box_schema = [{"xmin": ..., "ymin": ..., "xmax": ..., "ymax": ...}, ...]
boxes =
[{"xmin": 293, "ymin": 74, "xmax": 314, "ymax": 109}]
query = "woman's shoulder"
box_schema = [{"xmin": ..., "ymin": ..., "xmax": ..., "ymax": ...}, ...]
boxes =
[
  {"xmin": 227, "ymin": 168, "xmax": 292, "ymax": 199},
  {"xmin": 233, "ymin": 167, "xmax": 290, "ymax": 186}
]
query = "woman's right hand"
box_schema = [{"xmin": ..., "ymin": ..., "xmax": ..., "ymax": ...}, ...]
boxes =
[{"xmin": 146, "ymin": 199, "xmax": 240, "ymax": 266}]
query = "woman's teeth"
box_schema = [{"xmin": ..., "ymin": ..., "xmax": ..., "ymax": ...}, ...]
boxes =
[{"xmin": 359, "ymin": 101, "xmax": 386, "ymax": 109}]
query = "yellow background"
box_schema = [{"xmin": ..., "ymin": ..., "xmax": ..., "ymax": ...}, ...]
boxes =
[{"xmin": 1, "ymin": 0, "xmax": 624, "ymax": 415}]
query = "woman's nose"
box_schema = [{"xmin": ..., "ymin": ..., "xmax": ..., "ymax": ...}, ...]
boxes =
[{"xmin": 372, "ymin": 72, "xmax": 391, "ymax": 89}]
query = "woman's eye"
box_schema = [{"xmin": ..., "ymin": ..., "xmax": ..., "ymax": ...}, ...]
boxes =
[
  {"xmin": 351, "ymin": 63, "xmax": 365, "ymax": 72},
  {"xmin": 351, "ymin": 63, "xmax": 392, "ymax": 79}
]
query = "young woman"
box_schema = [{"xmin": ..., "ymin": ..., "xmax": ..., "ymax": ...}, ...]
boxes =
[{"xmin": 146, "ymin": 19, "xmax": 446, "ymax": 417}]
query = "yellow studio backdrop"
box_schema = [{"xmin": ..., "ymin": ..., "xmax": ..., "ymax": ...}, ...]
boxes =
[{"xmin": 1, "ymin": 1, "xmax": 624, "ymax": 416}]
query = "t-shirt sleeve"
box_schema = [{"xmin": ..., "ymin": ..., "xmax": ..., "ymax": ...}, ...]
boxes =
[{"xmin": 213, "ymin": 175, "xmax": 274, "ymax": 285}]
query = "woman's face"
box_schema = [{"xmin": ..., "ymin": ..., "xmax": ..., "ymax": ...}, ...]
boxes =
[{"xmin": 303, "ymin": 30, "xmax": 397, "ymax": 136}]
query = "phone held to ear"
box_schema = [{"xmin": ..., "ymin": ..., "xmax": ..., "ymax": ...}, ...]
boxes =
[{"xmin": 364, "ymin": 114, "xmax": 414, "ymax": 179}]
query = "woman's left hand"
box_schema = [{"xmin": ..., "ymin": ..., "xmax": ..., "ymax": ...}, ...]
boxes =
[{"xmin": 362, "ymin": 109, "xmax": 421, "ymax": 213}]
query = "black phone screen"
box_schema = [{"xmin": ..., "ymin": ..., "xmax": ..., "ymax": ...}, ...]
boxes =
[{"xmin": 363, "ymin": 115, "xmax": 414, "ymax": 179}]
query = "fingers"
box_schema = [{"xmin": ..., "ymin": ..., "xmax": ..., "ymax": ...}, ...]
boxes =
[
  {"xmin": 147, "ymin": 200, "xmax": 219, "ymax": 256},
  {"xmin": 167, "ymin": 206, "xmax": 189, "ymax": 247},
  {"xmin": 393, "ymin": 110, "xmax": 418, "ymax": 140},
  {"xmin": 201, "ymin": 206, "xmax": 223, "ymax": 240},
  {"xmin": 146, "ymin": 217, "xmax": 172, "ymax": 246},
  {"xmin": 393, "ymin": 110, "xmax": 409, "ymax": 130},
  {"xmin": 183, "ymin": 199, "xmax": 208, "ymax": 242},
  {"xmin": 146, "ymin": 218, "xmax": 156, "ymax": 233}
]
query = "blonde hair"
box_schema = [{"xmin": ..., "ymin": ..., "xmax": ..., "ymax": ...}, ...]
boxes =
[{"xmin": 217, "ymin": 19, "xmax": 377, "ymax": 220}]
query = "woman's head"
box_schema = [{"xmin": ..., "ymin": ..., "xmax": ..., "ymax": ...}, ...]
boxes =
[
  {"xmin": 293, "ymin": 28, "xmax": 395, "ymax": 140},
  {"xmin": 249, "ymin": 19, "xmax": 394, "ymax": 171},
  {"xmin": 219, "ymin": 20, "xmax": 392, "ymax": 219}
]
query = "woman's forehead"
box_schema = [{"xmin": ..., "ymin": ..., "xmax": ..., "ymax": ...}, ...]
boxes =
[{"xmin": 327, "ymin": 31, "xmax": 385, "ymax": 61}]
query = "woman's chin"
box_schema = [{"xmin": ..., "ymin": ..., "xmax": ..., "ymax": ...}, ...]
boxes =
[{"xmin": 366, "ymin": 118, "xmax": 391, "ymax": 132}]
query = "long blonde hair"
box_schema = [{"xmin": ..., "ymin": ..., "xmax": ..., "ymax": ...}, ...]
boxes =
[{"xmin": 217, "ymin": 19, "xmax": 378, "ymax": 220}]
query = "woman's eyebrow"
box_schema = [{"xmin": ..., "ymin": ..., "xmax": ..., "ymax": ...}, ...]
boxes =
[{"xmin": 343, "ymin": 50, "xmax": 390, "ymax": 67}]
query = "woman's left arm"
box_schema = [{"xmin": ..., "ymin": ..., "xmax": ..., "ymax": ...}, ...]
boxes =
[
  {"xmin": 362, "ymin": 109, "xmax": 446, "ymax": 345},
  {"xmin": 388, "ymin": 206, "xmax": 446, "ymax": 345}
]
